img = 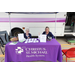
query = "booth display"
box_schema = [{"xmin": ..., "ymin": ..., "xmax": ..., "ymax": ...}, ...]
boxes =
[{"xmin": 4, "ymin": 12, "xmax": 63, "ymax": 62}]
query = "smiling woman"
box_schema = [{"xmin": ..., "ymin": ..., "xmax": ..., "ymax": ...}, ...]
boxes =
[
  {"xmin": 42, "ymin": 26, "xmax": 55, "ymax": 39},
  {"xmin": 24, "ymin": 28, "xmax": 32, "ymax": 39}
]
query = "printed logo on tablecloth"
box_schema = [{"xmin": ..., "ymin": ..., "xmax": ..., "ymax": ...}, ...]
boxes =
[
  {"xmin": 15, "ymin": 47, "xmax": 24, "ymax": 54},
  {"xmin": 15, "ymin": 46, "xmax": 47, "ymax": 57}
]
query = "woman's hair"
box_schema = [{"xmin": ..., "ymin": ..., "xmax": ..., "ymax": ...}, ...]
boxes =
[
  {"xmin": 45, "ymin": 26, "xmax": 49, "ymax": 30},
  {"xmin": 26, "ymin": 28, "xmax": 29, "ymax": 31}
]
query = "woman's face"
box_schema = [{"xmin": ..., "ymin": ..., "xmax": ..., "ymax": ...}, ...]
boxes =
[
  {"xmin": 45, "ymin": 28, "xmax": 49, "ymax": 33},
  {"xmin": 26, "ymin": 30, "xmax": 29, "ymax": 34}
]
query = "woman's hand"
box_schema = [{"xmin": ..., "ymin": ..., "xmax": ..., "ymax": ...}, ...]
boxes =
[{"xmin": 28, "ymin": 37, "xmax": 30, "ymax": 39}]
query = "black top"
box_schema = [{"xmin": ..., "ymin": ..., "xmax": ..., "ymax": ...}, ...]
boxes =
[
  {"xmin": 24, "ymin": 33, "xmax": 32, "ymax": 39},
  {"xmin": 42, "ymin": 31, "xmax": 55, "ymax": 39}
]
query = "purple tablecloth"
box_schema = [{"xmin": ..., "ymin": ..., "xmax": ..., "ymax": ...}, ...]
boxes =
[{"xmin": 5, "ymin": 39, "xmax": 62, "ymax": 62}]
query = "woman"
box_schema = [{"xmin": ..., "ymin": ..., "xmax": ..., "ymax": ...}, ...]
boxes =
[
  {"xmin": 42, "ymin": 26, "xmax": 55, "ymax": 39},
  {"xmin": 24, "ymin": 28, "xmax": 32, "ymax": 39},
  {"xmin": 10, "ymin": 28, "xmax": 31, "ymax": 41}
]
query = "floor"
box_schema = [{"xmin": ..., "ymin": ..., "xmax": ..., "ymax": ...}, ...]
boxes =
[{"xmin": 0, "ymin": 37, "xmax": 75, "ymax": 62}]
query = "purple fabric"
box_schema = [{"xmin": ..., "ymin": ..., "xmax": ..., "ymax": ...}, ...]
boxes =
[{"xmin": 5, "ymin": 39, "xmax": 62, "ymax": 62}]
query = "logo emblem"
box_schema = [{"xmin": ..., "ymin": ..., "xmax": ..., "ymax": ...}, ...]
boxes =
[{"xmin": 15, "ymin": 47, "xmax": 24, "ymax": 54}]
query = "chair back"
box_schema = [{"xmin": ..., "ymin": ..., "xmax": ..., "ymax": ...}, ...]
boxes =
[
  {"xmin": 66, "ymin": 47, "xmax": 75, "ymax": 57},
  {"xmin": 0, "ymin": 31, "xmax": 9, "ymax": 45},
  {"xmin": 0, "ymin": 38, "xmax": 4, "ymax": 47}
]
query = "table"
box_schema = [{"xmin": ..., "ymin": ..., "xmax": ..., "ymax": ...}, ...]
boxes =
[{"xmin": 5, "ymin": 39, "xmax": 62, "ymax": 62}]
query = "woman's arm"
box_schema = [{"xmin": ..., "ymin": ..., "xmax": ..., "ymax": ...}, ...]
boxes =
[
  {"xmin": 42, "ymin": 31, "xmax": 45, "ymax": 34},
  {"xmin": 29, "ymin": 33, "xmax": 32, "ymax": 38},
  {"xmin": 24, "ymin": 33, "xmax": 27, "ymax": 39},
  {"xmin": 50, "ymin": 32, "xmax": 55, "ymax": 38}
]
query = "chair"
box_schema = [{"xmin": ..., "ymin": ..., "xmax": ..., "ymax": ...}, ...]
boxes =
[
  {"xmin": 0, "ymin": 31, "xmax": 10, "ymax": 45},
  {"xmin": 0, "ymin": 31, "xmax": 10, "ymax": 55},
  {"xmin": 0, "ymin": 55, "xmax": 5, "ymax": 62},
  {"xmin": 0, "ymin": 38, "xmax": 5, "ymax": 62},
  {"xmin": 62, "ymin": 47, "xmax": 75, "ymax": 62},
  {"xmin": 0, "ymin": 38, "xmax": 4, "ymax": 55},
  {"xmin": 0, "ymin": 31, "xmax": 11, "ymax": 62}
]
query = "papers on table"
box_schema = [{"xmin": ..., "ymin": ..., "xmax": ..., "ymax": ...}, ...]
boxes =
[
  {"xmin": 9, "ymin": 42, "xmax": 18, "ymax": 45},
  {"xmin": 25, "ymin": 38, "xmax": 39, "ymax": 43},
  {"xmin": 18, "ymin": 33, "xmax": 26, "ymax": 42},
  {"xmin": 39, "ymin": 34, "xmax": 46, "ymax": 42}
]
